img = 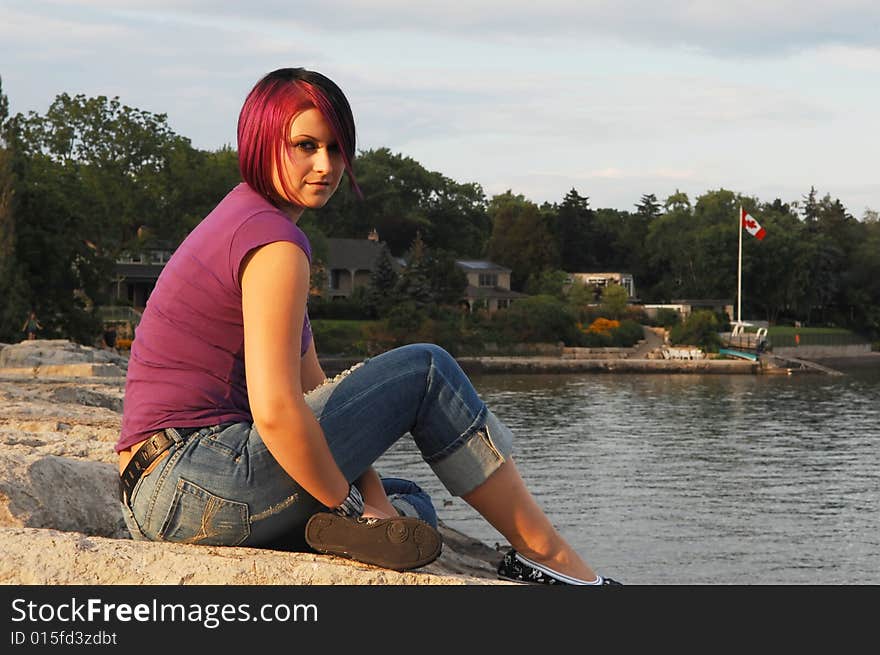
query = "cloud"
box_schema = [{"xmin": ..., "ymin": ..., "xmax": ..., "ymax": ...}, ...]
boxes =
[
  {"xmin": 5, "ymin": 1, "xmax": 878, "ymax": 214},
  {"xmin": 39, "ymin": 0, "xmax": 880, "ymax": 57},
  {"xmin": 0, "ymin": 7, "xmax": 131, "ymax": 57},
  {"xmin": 1, "ymin": 3, "xmax": 325, "ymax": 147}
]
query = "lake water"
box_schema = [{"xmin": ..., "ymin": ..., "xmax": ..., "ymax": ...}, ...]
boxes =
[{"xmin": 374, "ymin": 366, "xmax": 880, "ymax": 584}]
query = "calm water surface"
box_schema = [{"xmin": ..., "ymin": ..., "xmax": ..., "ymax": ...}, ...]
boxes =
[{"xmin": 375, "ymin": 367, "xmax": 880, "ymax": 584}]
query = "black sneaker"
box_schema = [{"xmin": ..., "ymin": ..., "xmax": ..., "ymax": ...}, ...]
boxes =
[
  {"xmin": 305, "ymin": 512, "xmax": 442, "ymax": 572},
  {"xmin": 497, "ymin": 549, "xmax": 623, "ymax": 586}
]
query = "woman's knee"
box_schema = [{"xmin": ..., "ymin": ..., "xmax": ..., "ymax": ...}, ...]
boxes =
[
  {"xmin": 397, "ymin": 342, "xmax": 449, "ymax": 359},
  {"xmin": 395, "ymin": 342, "xmax": 456, "ymax": 372}
]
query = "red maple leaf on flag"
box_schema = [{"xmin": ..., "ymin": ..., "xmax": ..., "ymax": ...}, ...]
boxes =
[{"xmin": 741, "ymin": 209, "xmax": 766, "ymax": 240}]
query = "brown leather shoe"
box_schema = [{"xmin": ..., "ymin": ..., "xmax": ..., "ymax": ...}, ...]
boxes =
[{"xmin": 305, "ymin": 512, "xmax": 442, "ymax": 571}]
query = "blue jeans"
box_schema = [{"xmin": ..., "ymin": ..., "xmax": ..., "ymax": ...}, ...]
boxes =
[
  {"xmin": 382, "ymin": 477, "xmax": 438, "ymax": 529},
  {"xmin": 121, "ymin": 343, "xmax": 513, "ymax": 549}
]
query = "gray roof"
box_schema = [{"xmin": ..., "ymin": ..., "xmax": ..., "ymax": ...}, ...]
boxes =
[
  {"xmin": 326, "ymin": 238, "xmax": 389, "ymax": 271},
  {"xmin": 455, "ymin": 260, "xmax": 511, "ymax": 273},
  {"xmin": 113, "ymin": 262, "xmax": 164, "ymax": 282},
  {"xmin": 463, "ymin": 285, "xmax": 526, "ymax": 300}
]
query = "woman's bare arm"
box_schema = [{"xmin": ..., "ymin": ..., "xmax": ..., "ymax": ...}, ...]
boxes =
[
  {"xmin": 300, "ymin": 336, "xmax": 394, "ymax": 517},
  {"xmin": 300, "ymin": 340, "xmax": 326, "ymax": 394},
  {"xmin": 241, "ymin": 241, "xmax": 348, "ymax": 509}
]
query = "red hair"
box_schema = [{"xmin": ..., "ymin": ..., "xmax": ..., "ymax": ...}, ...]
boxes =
[{"xmin": 237, "ymin": 68, "xmax": 362, "ymax": 204}]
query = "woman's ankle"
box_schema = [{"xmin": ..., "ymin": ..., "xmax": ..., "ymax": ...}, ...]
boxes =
[{"xmin": 516, "ymin": 546, "xmax": 597, "ymax": 582}]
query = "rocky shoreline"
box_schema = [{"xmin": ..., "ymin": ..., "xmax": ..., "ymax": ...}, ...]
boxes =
[{"xmin": 0, "ymin": 340, "xmax": 508, "ymax": 585}]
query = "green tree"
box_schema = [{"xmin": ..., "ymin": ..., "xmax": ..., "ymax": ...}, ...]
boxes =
[
  {"xmin": 565, "ymin": 279, "xmax": 596, "ymax": 316},
  {"xmin": 645, "ymin": 189, "xmax": 755, "ymax": 305},
  {"xmin": 486, "ymin": 192, "xmax": 559, "ymax": 290},
  {"xmin": 525, "ymin": 269, "xmax": 568, "ymax": 299},
  {"xmin": 423, "ymin": 179, "xmax": 490, "ymax": 258},
  {"xmin": 636, "ymin": 193, "xmax": 661, "ymax": 220},
  {"xmin": 5, "ymin": 92, "xmax": 235, "ymax": 342},
  {"xmin": 814, "ymin": 194, "xmax": 860, "ymax": 325},
  {"xmin": 643, "ymin": 197, "xmax": 693, "ymax": 300},
  {"xmin": 600, "ymin": 283, "xmax": 629, "ymax": 320},
  {"xmin": 845, "ymin": 219, "xmax": 880, "ymax": 338},
  {"xmin": 691, "ymin": 189, "xmax": 744, "ymax": 300},
  {"xmin": 664, "ymin": 189, "xmax": 691, "ymax": 212},
  {"xmin": 592, "ymin": 207, "xmax": 633, "ymax": 271},
  {"xmin": 801, "ymin": 185, "xmax": 820, "ymax": 226},
  {"xmin": 0, "ymin": 77, "xmax": 32, "ymax": 342},
  {"xmin": 168, "ymin": 145, "xmax": 241, "ymax": 239},
  {"xmin": 607, "ymin": 193, "xmax": 659, "ymax": 294},
  {"xmin": 395, "ymin": 232, "xmax": 437, "ymax": 309},
  {"xmin": 553, "ymin": 188, "xmax": 596, "ymax": 271},
  {"xmin": 366, "ymin": 244, "xmax": 400, "ymax": 316},
  {"xmin": 746, "ymin": 199, "xmax": 811, "ymax": 324},
  {"xmin": 423, "ymin": 249, "xmax": 468, "ymax": 306},
  {"xmin": 309, "ymin": 148, "xmax": 490, "ymax": 257}
]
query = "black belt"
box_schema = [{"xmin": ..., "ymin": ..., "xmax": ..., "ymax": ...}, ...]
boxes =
[{"xmin": 119, "ymin": 427, "xmax": 199, "ymax": 503}]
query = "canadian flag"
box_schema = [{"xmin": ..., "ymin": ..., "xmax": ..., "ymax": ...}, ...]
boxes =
[{"xmin": 741, "ymin": 209, "xmax": 766, "ymax": 240}]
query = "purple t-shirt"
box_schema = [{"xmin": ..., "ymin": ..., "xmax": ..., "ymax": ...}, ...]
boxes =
[{"xmin": 116, "ymin": 183, "xmax": 313, "ymax": 452}]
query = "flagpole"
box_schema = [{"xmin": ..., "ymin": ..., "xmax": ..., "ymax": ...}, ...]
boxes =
[{"xmin": 737, "ymin": 204, "xmax": 742, "ymax": 326}]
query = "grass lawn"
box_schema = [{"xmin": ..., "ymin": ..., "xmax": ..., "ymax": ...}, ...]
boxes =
[
  {"xmin": 765, "ymin": 325, "xmax": 867, "ymax": 347},
  {"xmin": 766, "ymin": 326, "xmax": 857, "ymax": 337}
]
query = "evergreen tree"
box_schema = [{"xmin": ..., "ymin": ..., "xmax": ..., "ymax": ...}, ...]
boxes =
[
  {"xmin": 423, "ymin": 248, "xmax": 467, "ymax": 306},
  {"xmin": 395, "ymin": 232, "xmax": 437, "ymax": 309},
  {"xmin": 615, "ymin": 193, "xmax": 661, "ymax": 286},
  {"xmin": 635, "ymin": 193, "xmax": 661, "ymax": 220},
  {"xmin": 802, "ymin": 186, "xmax": 819, "ymax": 225},
  {"xmin": 555, "ymin": 188, "xmax": 595, "ymax": 272},
  {"xmin": 367, "ymin": 244, "xmax": 400, "ymax": 315}
]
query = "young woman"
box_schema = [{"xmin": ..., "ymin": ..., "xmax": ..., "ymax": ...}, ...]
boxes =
[{"xmin": 116, "ymin": 68, "xmax": 620, "ymax": 584}]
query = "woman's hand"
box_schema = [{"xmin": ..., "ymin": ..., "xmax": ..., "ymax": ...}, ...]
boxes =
[
  {"xmin": 361, "ymin": 502, "xmax": 396, "ymax": 520},
  {"xmin": 355, "ymin": 468, "xmax": 398, "ymax": 518}
]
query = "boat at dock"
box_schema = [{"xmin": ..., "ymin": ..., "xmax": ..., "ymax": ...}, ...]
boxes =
[{"xmin": 718, "ymin": 347, "xmax": 758, "ymax": 362}]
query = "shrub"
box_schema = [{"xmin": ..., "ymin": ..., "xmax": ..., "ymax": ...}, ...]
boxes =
[
  {"xmin": 308, "ymin": 296, "xmax": 368, "ymax": 320},
  {"xmin": 360, "ymin": 301, "xmax": 473, "ymax": 354},
  {"xmin": 575, "ymin": 317, "xmax": 643, "ymax": 347},
  {"xmin": 611, "ymin": 319, "xmax": 645, "ymax": 347},
  {"xmin": 651, "ymin": 308, "xmax": 681, "ymax": 328},
  {"xmin": 579, "ymin": 330, "xmax": 612, "ymax": 347},
  {"xmin": 585, "ymin": 317, "xmax": 620, "ymax": 335},
  {"xmin": 311, "ymin": 320, "xmax": 371, "ymax": 356},
  {"xmin": 492, "ymin": 295, "xmax": 579, "ymax": 344},
  {"xmin": 669, "ymin": 310, "xmax": 722, "ymax": 351}
]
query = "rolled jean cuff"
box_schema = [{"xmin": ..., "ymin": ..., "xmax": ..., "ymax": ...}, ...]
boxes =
[{"xmin": 429, "ymin": 409, "xmax": 514, "ymax": 497}]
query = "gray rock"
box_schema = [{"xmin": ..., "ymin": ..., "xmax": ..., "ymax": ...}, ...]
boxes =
[
  {"xmin": 0, "ymin": 453, "xmax": 128, "ymax": 538},
  {"xmin": 0, "ymin": 339, "xmax": 128, "ymax": 372}
]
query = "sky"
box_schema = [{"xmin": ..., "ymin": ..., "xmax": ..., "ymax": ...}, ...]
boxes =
[{"xmin": 2, "ymin": 0, "xmax": 879, "ymax": 217}]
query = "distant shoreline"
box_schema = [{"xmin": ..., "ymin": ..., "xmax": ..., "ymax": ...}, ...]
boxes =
[
  {"xmin": 319, "ymin": 351, "xmax": 880, "ymax": 377},
  {"xmin": 320, "ymin": 355, "xmax": 760, "ymax": 376}
]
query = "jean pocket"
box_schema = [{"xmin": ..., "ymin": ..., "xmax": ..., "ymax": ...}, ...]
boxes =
[{"xmin": 158, "ymin": 478, "xmax": 250, "ymax": 546}]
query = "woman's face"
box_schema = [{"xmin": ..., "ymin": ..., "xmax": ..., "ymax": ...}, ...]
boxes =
[{"xmin": 272, "ymin": 107, "xmax": 345, "ymax": 214}]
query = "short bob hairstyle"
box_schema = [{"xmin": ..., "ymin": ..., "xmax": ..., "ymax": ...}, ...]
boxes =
[{"xmin": 237, "ymin": 68, "xmax": 362, "ymax": 204}]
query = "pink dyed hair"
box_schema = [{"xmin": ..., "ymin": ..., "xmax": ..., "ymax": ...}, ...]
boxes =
[{"xmin": 237, "ymin": 68, "xmax": 362, "ymax": 204}]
